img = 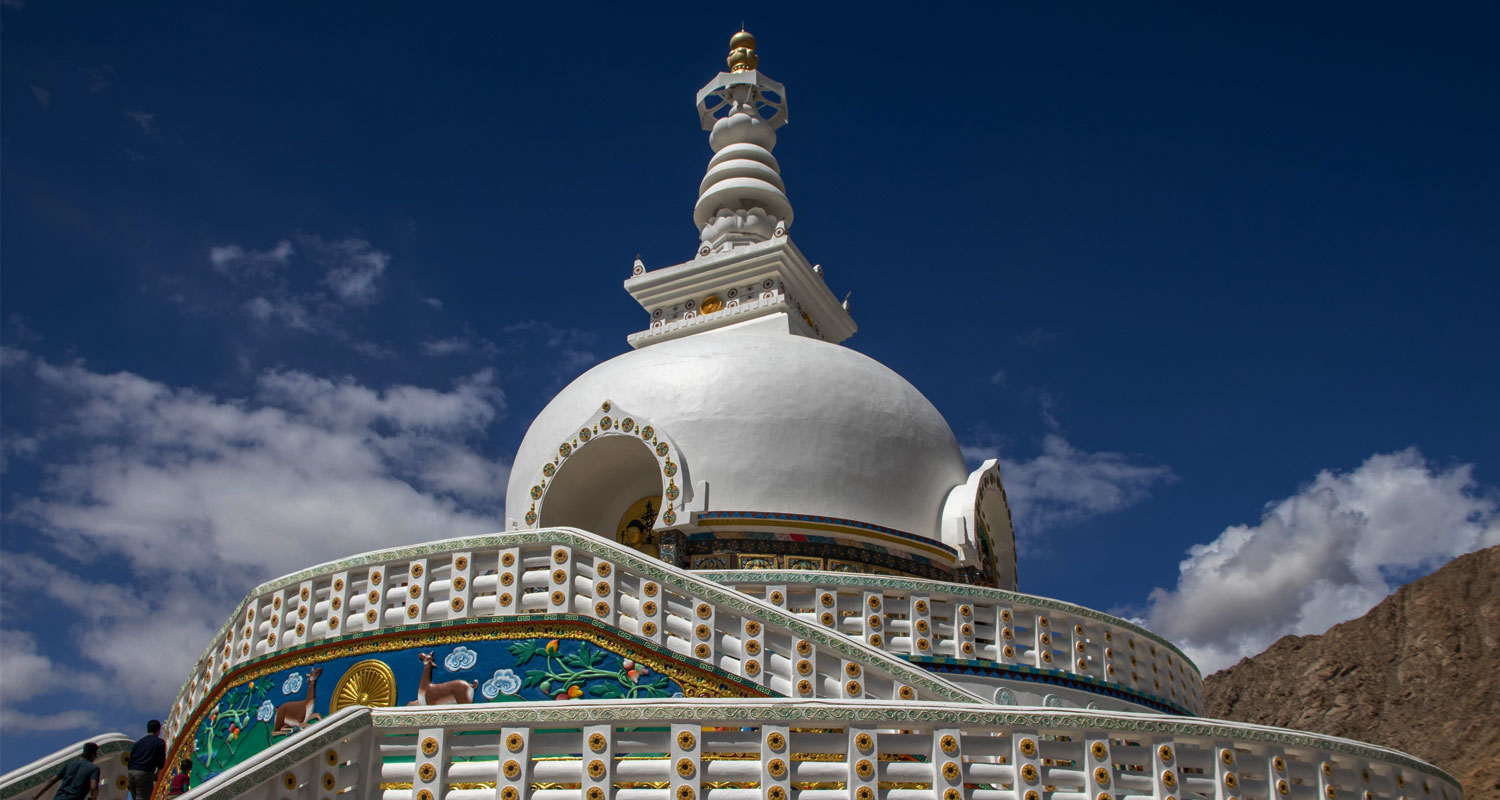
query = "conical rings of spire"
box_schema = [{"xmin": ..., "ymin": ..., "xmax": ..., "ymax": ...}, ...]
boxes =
[{"xmin": 693, "ymin": 31, "xmax": 793, "ymax": 256}]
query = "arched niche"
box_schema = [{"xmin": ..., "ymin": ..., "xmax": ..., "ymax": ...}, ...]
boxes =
[
  {"xmin": 521, "ymin": 401, "xmax": 690, "ymax": 555},
  {"xmin": 539, "ymin": 433, "xmax": 664, "ymax": 540}
]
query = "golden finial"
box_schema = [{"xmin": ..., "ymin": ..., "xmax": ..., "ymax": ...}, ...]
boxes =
[{"xmin": 727, "ymin": 30, "xmax": 758, "ymax": 72}]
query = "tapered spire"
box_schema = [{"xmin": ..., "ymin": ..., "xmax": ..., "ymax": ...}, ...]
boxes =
[
  {"xmin": 693, "ymin": 31, "xmax": 792, "ymax": 256},
  {"xmin": 622, "ymin": 31, "xmax": 855, "ymax": 350}
]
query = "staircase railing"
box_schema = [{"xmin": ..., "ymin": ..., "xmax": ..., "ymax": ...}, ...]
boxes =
[
  {"xmin": 182, "ymin": 707, "xmax": 375, "ymax": 800},
  {"xmin": 0, "ymin": 734, "xmax": 133, "ymax": 800}
]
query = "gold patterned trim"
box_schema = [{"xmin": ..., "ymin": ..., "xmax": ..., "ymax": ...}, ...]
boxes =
[{"xmin": 165, "ymin": 617, "xmax": 773, "ymax": 782}]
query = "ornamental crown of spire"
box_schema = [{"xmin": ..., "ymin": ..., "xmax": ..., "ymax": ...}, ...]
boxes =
[
  {"xmin": 693, "ymin": 30, "xmax": 790, "ymax": 255},
  {"xmin": 727, "ymin": 30, "xmax": 758, "ymax": 72}
]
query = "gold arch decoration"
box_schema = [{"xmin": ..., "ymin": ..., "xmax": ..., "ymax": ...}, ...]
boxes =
[{"xmin": 329, "ymin": 659, "xmax": 397, "ymax": 712}]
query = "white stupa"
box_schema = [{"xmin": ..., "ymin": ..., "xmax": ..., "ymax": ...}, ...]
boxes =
[
  {"xmin": 506, "ymin": 29, "xmax": 1013, "ymax": 590},
  {"xmin": 0, "ymin": 31, "xmax": 1464, "ymax": 800}
]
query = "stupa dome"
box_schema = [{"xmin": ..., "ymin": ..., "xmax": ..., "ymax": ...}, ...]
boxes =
[
  {"xmin": 504, "ymin": 319, "xmax": 969, "ymax": 549},
  {"xmin": 504, "ymin": 31, "xmax": 1018, "ymax": 588}
]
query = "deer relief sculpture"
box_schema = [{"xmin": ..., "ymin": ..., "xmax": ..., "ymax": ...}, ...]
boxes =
[
  {"xmin": 271, "ymin": 666, "xmax": 323, "ymax": 735},
  {"xmin": 407, "ymin": 652, "xmax": 477, "ymax": 705}
]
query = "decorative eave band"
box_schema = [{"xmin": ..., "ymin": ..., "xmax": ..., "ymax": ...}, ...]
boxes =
[
  {"xmin": 904, "ymin": 654, "xmax": 1194, "ymax": 717},
  {"xmin": 695, "ymin": 510, "xmax": 959, "ymax": 562}
]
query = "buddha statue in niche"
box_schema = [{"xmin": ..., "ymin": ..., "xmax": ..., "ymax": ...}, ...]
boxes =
[{"xmin": 616, "ymin": 495, "xmax": 661, "ymax": 558}]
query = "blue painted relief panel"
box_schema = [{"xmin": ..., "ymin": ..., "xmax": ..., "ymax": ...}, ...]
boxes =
[{"xmin": 185, "ymin": 635, "xmax": 682, "ymax": 784}]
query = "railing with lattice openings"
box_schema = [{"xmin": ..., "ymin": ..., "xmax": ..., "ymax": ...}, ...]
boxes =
[
  {"xmin": 697, "ymin": 572, "xmax": 1203, "ymax": 715},
  {"xmin": 161, "ymin": 530, "xmax": 989, "ymax": 750},
  {"xmin": 179, "ymin": 701, "xmax": 1462, "ymax": 800}
]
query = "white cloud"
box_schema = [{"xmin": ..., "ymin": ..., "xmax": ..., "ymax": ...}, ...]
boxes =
[
  {"xmin": 422, "ymin": 337, "xmax": 472, "ymax": 356},
  {"xmin": 0, "ymin": 709, "xmax": 103, "ymax": 733},
  {"xmin": 0, "ymin": 629, "xmax": 107, "ymax": 705},
  {"xmin": 211, "ymin": 240, "xmax": 293, "ymax": 275},
  {"xmin": 0, "ymin": 558, "xmax": 207, "ymax": 713},
  {"xmin": 244, "ymin": 295, "xmax": 316, "ymax": 332},
  {"xmin": 420, "ymin": 336, "xmax": 498, "ymax": 358},
  {"xmin": 30, "ymin": 85, "xmax": 49, "ymax": 107},
  {"xmin": 350, "ymin": 340, "xmax": 397, "ymax": 359},
  {"xmin": 1, "ymin": 432, "xmax": 39, "ymax": 474},
  {"xmin": 0, "ymin": 346, "xmax": 31, "ymax": 367},
  {"xmin": 1, "ymin": 353, "xmax": 511, "ymax": 713},
  {"xmin": 206, "ymin": 236, "xmax": 388, "ymax": 336},
  {"xmin": 307, "ymin": 236, "xmax": 388, "ymax": 306},
  {"xmin": 422, "ymin": 297, "xmax": 444, "ymax": 310},
  {"xmin": 123, "ymin": 110, "xmax": 158, "ymax": 137},
  {"xmin": 84, "ymin": 65, "xmax": 115, "ymax": 93},
  {"xmin": 1141, "ymin": 448, "xmax": 1500, "ymax": 674},
  {"xmin": 0, "ymin": 628, "xmax": 107, "ymax": 732},
  {"xmin": 967, "ymin": 433, "xmax": 1176, "ymax": 538},
  {"xmin": 502, "ymin": 320, "xmax": 594, "ymax": 351},
  {"xmin": 1014, "ymin": 328, "xmax": 1060, "ymax": 349},
  {"xmin": 10, "ymin": 312, "xmax": 44, "ymax": 343},
  {"xmin": 501, "ymin": 321, "xmax": 598, "ymax": 381},
  {"xmin": 255, "ymin": 369, "xmax": 502, "ymax": 433}
]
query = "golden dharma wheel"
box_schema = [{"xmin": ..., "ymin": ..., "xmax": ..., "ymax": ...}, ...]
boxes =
[{"xmin": 329, "ymin": 659, "xmax": 397, "ymax": 712}]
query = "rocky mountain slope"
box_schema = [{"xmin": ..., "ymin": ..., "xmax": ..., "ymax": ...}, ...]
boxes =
[{"xmin": 1202, "ymin": 545, "xmax": 1499, "ymax": 799}]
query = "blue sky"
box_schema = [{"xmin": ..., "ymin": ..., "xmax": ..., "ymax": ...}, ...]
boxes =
[{"xmin": 2, "ymin": 1, "xmax": 1497, "ymax": 767}]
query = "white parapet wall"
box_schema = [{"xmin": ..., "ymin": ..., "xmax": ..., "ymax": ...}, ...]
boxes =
[
  {"xmin": 161, "ymin": 528, "xmax": 1200, "ymax": 758},
  {"xmin": 699, "ymin": 571, "xmax": 1203, "ymax": 715},
  {"xmin": 158, "ymin": 529, "xmax": 992, "ymax": 761},
  {"xmin": 167, "ymin": 700, "xmax": 1461, "ymax": 800}
]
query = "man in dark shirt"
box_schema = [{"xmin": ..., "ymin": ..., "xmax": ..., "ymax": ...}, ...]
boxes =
[
  {"xmin": 126, "ymin": 720, "xmax": 166, "ymax": 800},
  {"xmin": 30, "ymin": 742, "xmax": 100, "ymax": 800}
]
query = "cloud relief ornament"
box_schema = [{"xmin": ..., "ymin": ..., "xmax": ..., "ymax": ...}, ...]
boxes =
[{"xmin": 444, "ymin": 646, "xmax": 478, "ymax": 672}]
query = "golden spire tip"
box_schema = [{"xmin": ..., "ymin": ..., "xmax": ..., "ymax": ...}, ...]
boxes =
[{"xmin": 727, "ymin": 30, "xmax": 758, "ymax": 73}]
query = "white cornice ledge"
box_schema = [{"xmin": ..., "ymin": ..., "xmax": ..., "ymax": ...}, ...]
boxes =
[{"xmin": 625, "ymin": 237, "xmax": 856, "ymax": 346}]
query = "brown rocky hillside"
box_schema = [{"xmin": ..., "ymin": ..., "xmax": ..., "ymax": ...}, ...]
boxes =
[{"xmin": 1202, "ymin": 545, "xmax": 1500, "ymax": 799}]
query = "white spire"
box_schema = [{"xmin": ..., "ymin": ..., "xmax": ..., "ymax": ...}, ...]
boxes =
[
  {"xmin": 693, "ymin": 31, "xmax": 792, "ymax": 256},
  {"xmin": 620, "ymin": 31, "xmax": 855, "ymax": 350}
]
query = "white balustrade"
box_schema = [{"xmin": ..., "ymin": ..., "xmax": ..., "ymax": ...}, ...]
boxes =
[
  {"xmin": 701, "ymin": 571, "xmax": 1204, "ymax": 715},
  {"xmin": 171, "ymin": 702, "xmax": 1462, "ymax": 800},
  {"xmin": 162, "ymin": 529, "xmax": 987, "ymax": 750}
]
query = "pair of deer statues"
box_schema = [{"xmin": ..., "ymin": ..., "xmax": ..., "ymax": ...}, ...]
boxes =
[{"xmin": 271, "ymin": 652, "xmax": 477, "ymax": 735}]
